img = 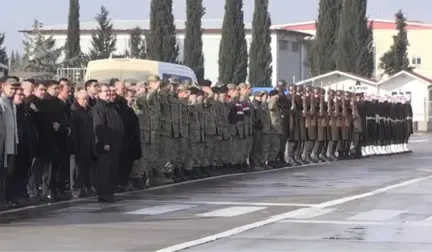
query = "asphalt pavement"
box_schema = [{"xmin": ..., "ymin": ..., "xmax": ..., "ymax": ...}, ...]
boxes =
[{"xmin": 0, "ymin": 134, "xmax": 431, "ymax": 251}]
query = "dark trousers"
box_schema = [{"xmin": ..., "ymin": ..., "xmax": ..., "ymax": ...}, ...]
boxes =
[
  {"xmin": 72, "ymin": 156, "xmax": 92, "ymax": 191},
  {"xmin": 0, "ymin": 168, "xmax": 5, "ymax": 202},
  {"xmin": 96, "ymin": 151, "xmax": 119, "ymax": 197},
  {"xmin": 57, "ymin": 153, "xmax": 70, "ymax": 192},
  {"xmin": 278, "ymin": 133, "xmax": 288, "ymax": 162},
  {"xmin": 28, "ymin": 156, "xmax": 49, "ymax": 196},
  {"xmin": 4, "ymin": 155, "xmax": 26, "ymax": 201},
  {"xmin": 118, "ymin": 151, "xmax": 133, "ymax": 187}
]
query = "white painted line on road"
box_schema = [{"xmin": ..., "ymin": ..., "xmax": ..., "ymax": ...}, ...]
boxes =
[
  {"xmin": 197, "ymin": 206, "xmax": 266, "ymax": 217},
  {"xmin": 316, "ymin": 175, "xmax": 432, "ymax": 208},
  {"xmin": 126, "ymin": 204, "xmax": 196, "ymax": 215},
  {"xmin": 279, "ymin": 219, "xmax": 432, "ymax": 227},
  {"xmin": 409, "ymin": 139, "xmax": 429, "ymax": 143},
  {"xmin": 421, "ymin": 215, "xmax": 432, "ymax": 222},
  {"xmin": 416, "ymin": 168, "xmax": 432, "ymax": 172},
  {"xmin": 188, "ymin": 201, "xmax": 315, "ymax": 207},
  {"xmin": 347, "ymin": 209, "xmax": 405, "ymax": 221},
  {"xmin": 289, "ymin": 208, "xmax": 336, "ymax": 219},
  {"xmin": 155, "ymin": 174, "xmax": 432, "ymax": 252}
]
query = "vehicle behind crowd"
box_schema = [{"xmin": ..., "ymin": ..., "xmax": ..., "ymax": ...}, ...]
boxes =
[
  {"xmin": 0, "ymin": 63, "xmax": 8, "ymax": 77},
  {"xmin": 85, "ymin": 58, "xmax": 198, "ymax": 84}
]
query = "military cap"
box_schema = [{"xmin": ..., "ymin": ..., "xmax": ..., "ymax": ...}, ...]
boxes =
[
  {"xmin": 168, "ymin": 77, "xmax": 179, "ymax": 84},
  {"xmin": 188, "ymin": 86, "xmax": 200, "ymax": 95},
  {"xmin": 211, "ymin": 86, "xmax": 220, "ymax": 94},
  {"xmin": 200, "ymin": 79, "xmax": 212, "ymax": 87},
  {"xmin": 253, "ymin": 90, "xmax": 265, "ymax": 97},
  {"xmin": 177, "ymin": 84, "xmax": 188, "ymax": 91},
  {"xmin": 226, "ymin": 83, "xmax": 237, "ymax": 90},
  {"xmin": 238, "ymin": 83, "xmax": 247, "ymax": 89},
  {"xmin": 4, "ymin": 77, "xmax": 20, "ymax": 86},
  {"xmin": 196, "ymin": 90, "xmax": 205, "ymax": 96},
  {"xmin": 268, "ymin": 89, "xmax": 278, "ymax": 97},
  {"xmin": 219, "ymin": 85, "xmax": 228, "ymax": 93},
  {"xmin": 215, "ymin": 81, "xmax": 225, "ymax": 87},
  {"xmin": 148, "ymin": 75, "xmax": 160, "ymax": 82}
]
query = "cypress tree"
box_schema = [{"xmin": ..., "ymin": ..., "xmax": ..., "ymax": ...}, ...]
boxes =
[
  {"xmin": 309, "ymin": 0, "xmax": 342, "ymax": 76},
  {"xmin": 10, "ymin": 51, "xmax": 15, "ymax": 68},
  {"xmin": 184, "ymin": 0, "xmax": 205, "ymax": 81},
  {"xmin": 129, "ymin": 27, "xmax": 146, "ymax": 59},
  {"xmin": 335, "ymin": 0, "xmax": 371, "ymax": 76},
  {"xmin": 248, "ymin": 0, "xmax": 272, "ymax": 87},
  {"xmin": 65, "ymin": 0, "xmax": 82, "ymax": 66},
  {"xmin": 218, "ymin": 0, "xmax": 248, "ymax": 84},
  {"xmin": 379, "ymin": 10, "xmax": 412, "ymax": 76},
  {"xmin": 0, "ymin": 33, "xmax": 8, "ymax": 66},
  {"xmin": 88, "ymin": 6, "xmax": 117, "ymax": 60},
  {"xmin": 147, "ymin": 0, "xmax": 179, "ymax": 63}
]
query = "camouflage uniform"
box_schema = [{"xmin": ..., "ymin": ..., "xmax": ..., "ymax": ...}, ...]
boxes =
[
  {"xmin": 158, "ymin": 83, "xmax": 175, "ymax": 177},
  {"xmin": 184, "ymin": 88, "xmax": 201, "ymax": 171},
  {"xmin": 177, "ymin": 85, "xmax": 190, "ymax": 172},
  {"xmin": 226, "ymin": 84, "xmax": 244, "ymax": 169},
  {"xmin": 203, "ymin": 91, "xmax": 220, "ymax": 170},
  {"xmin": 238, "ymin": 83, "xmax": 254, "ymax": 169},
  {"xmin": 267, "ymin": 91, "xmax": 283, "ymax": 167},
  {"xmin": 196, "ymin": 91, "xmax": 207, "ymax": 172},
  {"xmin": 215, "ymin": 87, "xmax": 231, "ymax": 169},
  {"xmin": 250, "ymin": 91, "xmax": 271, "ymax": 169}
]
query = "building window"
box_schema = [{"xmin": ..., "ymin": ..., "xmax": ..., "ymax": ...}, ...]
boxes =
[
  {"xmin": 292, "ymin": 42, "xmax": 300, "ymax": 52},
  {"xmin": 391, "ymin": 92, "xmax": 397, "ymax": 96},
  {"xmin": 412, "ymin": 56, "xmax": 422, "ymax": 65},
  {"xmin": 279, "ymin": 40, "xmax": 288, "ymax": 51}
]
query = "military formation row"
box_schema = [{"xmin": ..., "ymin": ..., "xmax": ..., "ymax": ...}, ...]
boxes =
[{"xmin": 130, "ymin": 77, "xmax": 414, "ymax": 187}]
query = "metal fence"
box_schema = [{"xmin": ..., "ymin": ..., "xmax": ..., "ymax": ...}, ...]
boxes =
[{"xmin": 56, "ymin": 68, "xmax": 86, "ymax": 84}]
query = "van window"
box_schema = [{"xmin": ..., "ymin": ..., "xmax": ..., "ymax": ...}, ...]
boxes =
[
  {"xmin": 90, "ymin": 70, "xmax": 152, "ymax": 82},
  {"xmin": 162, "ymin": 73, "xmax": 192, "ymax": 84}
]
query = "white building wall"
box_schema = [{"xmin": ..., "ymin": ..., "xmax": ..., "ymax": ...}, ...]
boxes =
[
  {"xmin": 38, "ymin": 30, "xmax": 306, "ymax": 86},
  {"xmin": 378, "ymin": 76, "xmax": 428, "ymax": 122}
]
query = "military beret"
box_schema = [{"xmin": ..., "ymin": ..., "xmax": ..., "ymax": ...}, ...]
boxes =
[
  {"xmin": 226, "ymin": 83, "xmax": 237, "ymax": 90},
  {"xmin": 148, "ymin": 75, "xmax": 161, "ymax": 82},
  {"xmin": 211, "ymin": 86, "xmax": 220, "ymax": 94},
  {"xmin": 196, "ymin": 90, "xmax": 205, "ymax": 96},
  {"xmin": 219, "ymin": 85, "xmax": 228, "ymax": 93},
  {"xmin": 268, "ymin": 89, "xmax": 278, "ymax": 97},
  {"xmin": 188, "ymin": 87, "xmax": 200, "ymax": 95}
]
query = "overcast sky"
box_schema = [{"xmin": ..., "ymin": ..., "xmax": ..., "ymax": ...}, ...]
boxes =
[{"xmin": 1, "ymin": 0, "xmax": 431, "ymax": 53}]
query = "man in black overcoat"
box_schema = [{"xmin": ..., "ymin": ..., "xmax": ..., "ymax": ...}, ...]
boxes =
[{"xmin": 92, "ymin": 84, "xmax": 124, "ymax": 202}]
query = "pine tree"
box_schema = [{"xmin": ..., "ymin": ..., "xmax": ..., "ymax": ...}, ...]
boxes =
[
  {"xmin": 9, "ymin": 51, "xmax": 15, "ymax": 68},
  {"xmin": 308, "ymin": 0, "xmax": 342, "ymax": 76},
  {"xmin": 22, "ymin": 20, "xmax": 63, "ymax": 74},
  {"xmin": 64, "ymin": 0, "xmax": 82, "ymax": 67},
  {"xmin": 129, "ymin": 27, "xmax": 146, "ymax": 59},
  {"xmin": 379, "ymin": 10, "xmax": 412, "ymax": 76},
  {"xmin": 88, "ymin": 6, "xmax": 117, "ymax": 60},
  {"xmin": 184, "ymin": 0, "xmax": 205, "ymax": 81},
  {"xmin": 218, "ymin": 0, "xmax": 248, "ymax": 84},
  {"xmin": 335, "ymin": 0, "xmax": 371, "ymax": 77},
  {"xmin": 248, "ymin": 0, "xmax": 272, "ymax": 87},
  {"xmin": 147, "ymin": 0, "xmax": 179, "ymax": 63},
  {"xmin": 0, "ymin": 33, "xmax": 8, "ymax": 66}
]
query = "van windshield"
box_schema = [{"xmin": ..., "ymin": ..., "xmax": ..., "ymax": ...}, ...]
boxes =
[
  {"xmin": 90, "ymin": 70, "xmax": 153, "ymax": 83},
  {"xmin": 162, "ymin": 74, "xmax": 193, "ymax": 84}
]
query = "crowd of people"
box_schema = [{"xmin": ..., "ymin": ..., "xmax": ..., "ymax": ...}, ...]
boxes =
[{"xmin": 0, "ymin": 75, "xmax": 413, "ymax": 208}]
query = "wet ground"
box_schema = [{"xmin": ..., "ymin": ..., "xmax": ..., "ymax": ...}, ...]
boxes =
[{"xmin": 1, "ymin": 134, "xmax": 431, "ymax": 251}]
